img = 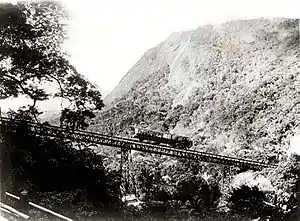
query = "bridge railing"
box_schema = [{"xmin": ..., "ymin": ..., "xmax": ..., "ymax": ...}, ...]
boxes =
[
  {"xmin": 0, "ymin": 201, "xmax": 30, "ymax": 220},
  {"xmin": 3, "ymin": 192, "xmax": 74, "ymax": 221}
]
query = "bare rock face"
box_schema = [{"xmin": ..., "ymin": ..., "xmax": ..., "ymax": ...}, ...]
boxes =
[
  {"xmin": 105, "ymin": 18, "xmax": 299, "ymax": 105},
  {"xmin": 98, "ymin": 18, "xmax": 299, "ymax": 161}
]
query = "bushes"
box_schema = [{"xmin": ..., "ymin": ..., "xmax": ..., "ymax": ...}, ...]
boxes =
[
  {"xmin": 0, "ymin": 117, "xmax": 120, "ymax": 210},
  {"xmin": 225, "ymin": 155, "xmax": 300, "ymax": 220},
  {"xmin": 268, "ymin": 155, "xmax": 300, "ymax": 220},
  {"xmin": 131, "ymin": 157, "xmax": 221, "ymax": 215}
]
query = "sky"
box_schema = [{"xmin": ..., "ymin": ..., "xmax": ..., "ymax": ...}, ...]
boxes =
[
  {"xmin": 61, "ymin": 0, "xmax": 300, "ymax": 92},
  {"xmin": 0, "ymin": 0, "xmax": 299, "ymax": 111}
]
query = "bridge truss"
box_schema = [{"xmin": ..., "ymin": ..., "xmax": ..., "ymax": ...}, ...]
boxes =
[{"xmin": 0, "ymin": 117, "xmax": 277, "ymax": 171}]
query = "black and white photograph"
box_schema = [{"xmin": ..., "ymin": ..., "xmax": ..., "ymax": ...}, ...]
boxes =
[{"xmin": 0, "ymin": 0, "xmax": 299, "ymax": 220}]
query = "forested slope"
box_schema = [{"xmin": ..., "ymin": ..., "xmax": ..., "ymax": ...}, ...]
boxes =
[
  {"xmin": 88, "ymin": 18, "xmax": 300, "ymax": 220},
  {"xmin": 96, "ymin": 18, "xmax": 299, "ymax": 162}
]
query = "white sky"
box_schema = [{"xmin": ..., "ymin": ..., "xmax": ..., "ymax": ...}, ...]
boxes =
[
  {"xmin": 61, "ymin": 0, "xmax": 300, "ymax": 92},
  {"xmin": 0, "ymin": 0, "xmax": 300, "ymax": 111}
]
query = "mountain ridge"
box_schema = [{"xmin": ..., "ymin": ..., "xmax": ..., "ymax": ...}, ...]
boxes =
[
  {"xmin": 104, "ymin": 17, "xmax": 299, "ymax": 106},
  {"xmin": 95, "ymin": 17, "xmax": 299, "ymax": 162}
]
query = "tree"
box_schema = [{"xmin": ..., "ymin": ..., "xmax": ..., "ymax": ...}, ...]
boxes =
[
  {"xmin": 0, "ymin": 1, "xmax": 104, "ymax": 128},
  {"xmin": 0, "ymin": 3, "xmax": 116, "ymax": 218},
  {"xmin": 0, "ymin": 109, "xmax": 124, "ymax": 217}
]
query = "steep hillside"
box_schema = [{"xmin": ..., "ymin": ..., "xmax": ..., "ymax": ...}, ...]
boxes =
[{"xmin": 95, "ymin": 18, "xmax": 299, "ymax": 162}]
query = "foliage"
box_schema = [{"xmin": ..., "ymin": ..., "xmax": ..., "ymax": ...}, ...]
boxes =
[
  {"xmin": 91, "ymin": 19, "xmax": 299, "ymax": 220},
  {"xmin": 0, "ymin": 114, "xmax": 121, "ymax": 214},
  {"xmin": 0, "ymin": 2, "xmax": 109, "ymax": 218},
  {"xmin": 96, "ymin": 19, "xmax": 299, "ymax": 164},
  {"xmin": 267, "ymin": 155, "xmax": 300, "ymax": 220},
  {"xmin": 224, "ymin": 155, "xmax": 300, "ymax": 220},
  {"xmin": 231, "ymin": 171, "xmax": 274, "ymax": 192},
  {"xmin": 1, "ymin": 13, "xmax": 298, "ymax": 220},
  {"xmin": 0, "ymin": 1, "xmax": 104, "ymax": 128},
  {"xmin": 129, "ymin": 156, "xmax": 221, "ymax": 216}
]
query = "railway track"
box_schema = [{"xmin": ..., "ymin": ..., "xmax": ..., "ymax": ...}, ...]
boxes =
[{"xmin": 0, "ymin": 117, "xmax": 277, "ymax": 170}]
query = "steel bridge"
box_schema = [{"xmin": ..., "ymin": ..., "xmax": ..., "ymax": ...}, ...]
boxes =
[{"xmin": 0, "ymin": 117, "xmax": 277, "ymax": 170}]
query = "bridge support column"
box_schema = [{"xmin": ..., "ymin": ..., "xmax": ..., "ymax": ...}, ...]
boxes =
[
  {"xmin": 120, "ymin": 148, "xmax": 136, "ymax": 200},
  {"xmin": 222, "ymin": 165, "xmax": 232, "ymax": 186}
]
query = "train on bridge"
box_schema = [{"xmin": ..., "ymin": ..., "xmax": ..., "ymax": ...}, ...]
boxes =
[
  {"xmin": 132, "ymin": 127, "xmax": 193, "ymax": 149},
  {"xmin": 0, "ymin": 117, "xmax": 277, "ymax": 170}
]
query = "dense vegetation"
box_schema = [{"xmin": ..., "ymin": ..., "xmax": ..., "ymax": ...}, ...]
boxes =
[
  {"xmin": 0, "ymin": 1, "xmax": 299, "ymax": 220},
  {"xmin": 0, "ymin": 112, "xmax": 121, "ymax": 219},
  {"xmin": 0, "ymin": 1, "xmax": 109, "ymax": 219},
  {"xmin": 92, "ymin": 18, "xmax": 300, "ymax": 220}
]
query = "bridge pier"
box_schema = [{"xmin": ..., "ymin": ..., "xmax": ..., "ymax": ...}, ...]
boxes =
[{"xmin": 120, "ymin": 148, "xmax": 137, "ymax": 201}]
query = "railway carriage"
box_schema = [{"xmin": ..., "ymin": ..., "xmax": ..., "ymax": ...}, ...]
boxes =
[{"xmin": 132, "ymin": 127, "xmax": 193, "ymax": 149}]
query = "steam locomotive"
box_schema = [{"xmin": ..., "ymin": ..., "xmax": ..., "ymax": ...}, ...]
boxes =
[{"xmin": 132, "ymin": 127, "xmax": 193, "ymax": 149}]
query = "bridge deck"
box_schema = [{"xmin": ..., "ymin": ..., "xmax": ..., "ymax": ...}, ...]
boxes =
[{"xmin": 0, "ymin": 117, "xmax": 277, "ymax": 170}]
